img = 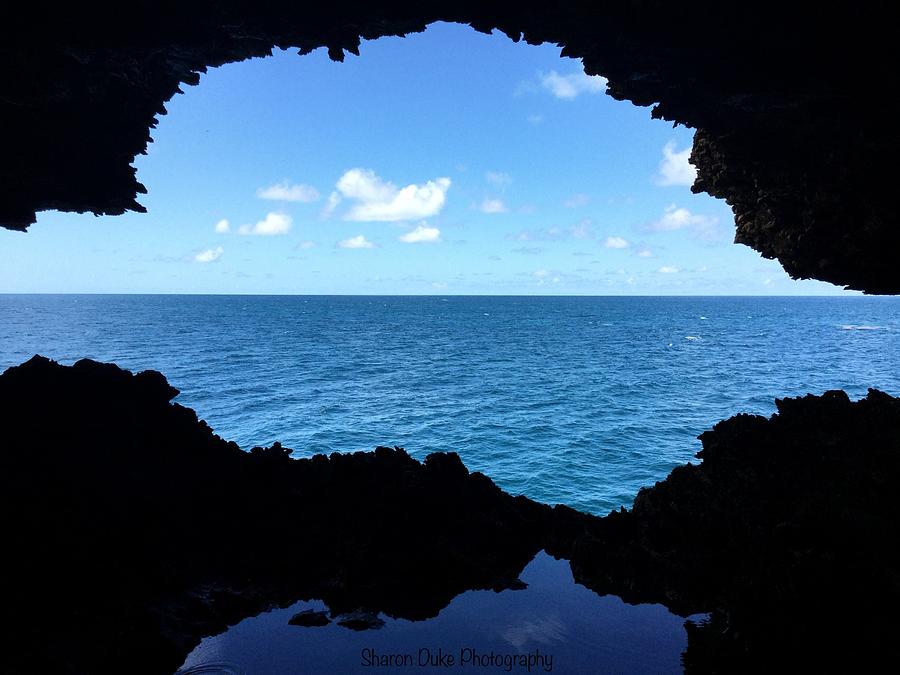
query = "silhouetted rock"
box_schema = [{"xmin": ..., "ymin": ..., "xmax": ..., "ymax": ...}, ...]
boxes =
[
  {"xmin": 3, "ymin": 356, "xmax": 899, "ymax": 674},
  {"xmin": 335, "ymin": 609, "xmax": 385, "ymax": 631},
  {"xmin": 1, "ymin": 4, "xmax": 898, "ymax": 292},
  {"xmin": 0, "ymin": 356, "xmax": 582, "ymax": 675},
  {"xmin": 569, "ymin": 388, "xmax": 900, "ymax": 673},
  {"xmin": 288, "ymin": 609, "xmax": 330, "ymax": 627}
]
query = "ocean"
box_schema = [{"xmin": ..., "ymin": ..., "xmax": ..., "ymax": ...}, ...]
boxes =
[{"xmin": 2, "ymin": 294, "xmax": 898, "ymax": 515}]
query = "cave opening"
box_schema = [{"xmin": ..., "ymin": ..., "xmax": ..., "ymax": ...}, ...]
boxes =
[
  {"xmin": 0, "ymin": 22, "xmax": 892, "ymax": 517},
  {"xmin": 3, "ymin": 10, "xmax": 900, "ymax": 675}
]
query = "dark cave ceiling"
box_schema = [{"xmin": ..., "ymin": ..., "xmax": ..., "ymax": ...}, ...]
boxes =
[{"xmin": 1, "ymin": 2, "xmax": 896, "ymax": 292}]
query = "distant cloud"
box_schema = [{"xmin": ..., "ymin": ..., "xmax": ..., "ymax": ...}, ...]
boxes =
[
  {"xmin": 655, "ymin": 141, "xmax": 697, "ymax": 187},
  {"xmin": 295, "ymin": 240, "xmax": 316, "ymax": 250},
  {"xmin": 481, "ymin": 198, "xmax": 508, "ymax": 214},
  {"xmin": 527, "ymin": 114, "xmax": 544, "ymax": 125},
  {"xmin": 486, "ymin": 171, "xmax": 512, "ymax": 188},
  {"xmin": 658, "ymin": 265, "xmax": 680, "ymax": 274},
  {"xmin": 399, "ymin": 224, "xmax": 441, "ymax": 243},
  {"xmin": 534, "ymin": 269, "xmax": 561, "ymax": 284},
  {"xmin": 539, "ymin": 70, "xmax": 608, "ymax": 99},
  {"xmin": 646, "ymin": 204, "xmax": 722, "ymax": 243},
  {"xmin": 563, "ymin": 193, "xmax": 589, "ymax": 208},
  {"xmin": 214, "ymin": 219, "xmax": 230, "ymax": 234},
  {"xmin": 570, "ymin": 220, "xmax": 594, "ymax": 239},
  {"xmin": 322, "ymin": 191, "xmax": 341, "ymax": 218},
  {"xmin": 605, "ymin": 236, "xmax": 630, "ymax": 249},
  {"xmin": 238, "ymin": 212, "xmax": 292, "ymax": 236},
  {"xmin": 338, "ymin": 234, "xmax": 375, "ymax": 249},
  {"xmin": 257, "ymin": 180, "xmax": 321, "ymax": 202},
  {"xmin": 333, "ymin": 168, "xmax": 450, "ymax": 222},
  {"xmin": 194, "ymin": 246, "xmax": 223, "ymax": 263},
  {"xmin": 636, "ymin": 247, "xmax": 655, "ymax": 258},
  {"xmin": 511, "ymin": 220, "xmax": 593, "ymax": 242}
]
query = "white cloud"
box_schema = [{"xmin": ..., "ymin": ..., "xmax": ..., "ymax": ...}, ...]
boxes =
[
  {"xmin": 238, "ymin": 212, "xmax": 292, "ymax": 236},
  {"xmin": 214, "ymin": 219, "xmax": 230, "ymax": 234},
  {"xmin": 648, "ymin": 204, "xmax": 717, "ymax": 232},
  {"xmin": 334, "ymin": 168, "xmax": 451, "ymax": 222},
  {"xmin": 605, "ymin": 236, "xmax": 630, "ymax": 249},
  {"xmin": 194, "ymin": 246, "xmax": 223, "ymax": 263},
  {"xmin": 655, "ymin": 141, "xmax": 697, "ymax": 187},
  {"xmin": 570, "ymin": 220, "xmax": 594, "ymax": 239},
  {"xmin": 527, "ymin": 114, "xmax": 544, "ymax": 125},
  {"xmin": 257, "ymin": 180, "xmax": 321, "ymax": 203},
  {"xmin": 322, "ymin": 191, "xmax": 342, "ymax": 218},
  {"xmin": 564, "ymin": 193, "xmax": 589, "ymax": 208},
  {"xmin": 658, "ymin": 265, "xmax": 680, "ymax": 274},
  {"xmin": 510, "ymin": 220, "xmax": 593, "ymax": 242},
  {"xmin": 481, "ymin": 198, "xmax": 508, "ymax": 214},
  {"xmin": 636, "ymin": 247, "xmax": 654, "ymax": 258},
  {"xmin": 399, "ymin": 225, "xmax": 441, "ymax": 243},
  {"xmin": 296, "ymin": 240, "xmax": 316, "ymax": 250},
  {"xmin": 486, "ymin": 171, "xmax": 512, "ymax": 188},
  {"xmin": 539, "ymin": 70, "xmax": 608, "ymax": 99},
  {"xmin": 338, "ymin": 235, "xmax": 375, "ymax": 249}
]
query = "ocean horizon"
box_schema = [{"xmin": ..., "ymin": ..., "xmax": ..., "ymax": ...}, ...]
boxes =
[{"xmin": 3, "ymin": 293, "xmax": 898, "ymax": 514}]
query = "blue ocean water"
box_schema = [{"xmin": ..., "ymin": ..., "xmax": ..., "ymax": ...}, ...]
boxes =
[{"xmin": 1, "ymin": 294, "xmax": 898, "ymax": 514}]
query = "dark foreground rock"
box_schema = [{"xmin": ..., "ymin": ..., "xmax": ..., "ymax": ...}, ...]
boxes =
[
  {"xmin": 572, "ymin": 388, "xmax": 900, "ymax": 673},
  {"xmin": 287, "ymin": 609, "xmax": 330, "ymax": 628},
  {"xmin": 2, "ymin": 356, "xmax": 899, "ymax": 674},
  {"xmin": 0, "ymin": 356, "xmax": 588, "ymax": 674}
]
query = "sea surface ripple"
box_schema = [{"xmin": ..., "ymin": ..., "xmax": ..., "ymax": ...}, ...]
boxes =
[{"xmin": 2, "ymin": 295, "xmax": 898, "ymax": 514}]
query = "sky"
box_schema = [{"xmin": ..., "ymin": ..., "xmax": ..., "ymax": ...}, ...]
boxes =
[{"xmin": 0, "ymin": 22, "xmax": 858, "ymax": 295}]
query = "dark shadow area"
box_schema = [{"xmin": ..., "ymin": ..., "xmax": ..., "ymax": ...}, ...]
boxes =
[
  {"xmin": 1, "ymin": 3, "xmax": 898, "ymax": 292},
  {"xmin": 2, "ymin": 357, "xmax": 899, "ymax": 673},
  {"xmin": 0, "ymin": 356, "xmax": 589, "ymax": 674},
  {"xmin": 571, "ymin": 388, "xmax": 900, "ymax": 673}
]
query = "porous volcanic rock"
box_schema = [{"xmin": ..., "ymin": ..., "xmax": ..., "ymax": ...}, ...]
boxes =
[
  {"xmin": 3, "ymin": 356, "xmax": 900, "ymax": 674},
  {"xmin": 0, "ymin": 356, "xmax": 587, "ymax": 675},
  {"xmin": 571, "ymin": 388, "xmax": 900, "ymax": 673},
  {"xmin": 1, "ymin": 3, "xmax": 898, "ymax": 292}
]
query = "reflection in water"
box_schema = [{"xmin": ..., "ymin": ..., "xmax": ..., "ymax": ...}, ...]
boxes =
[{"xmin": 178, "ymin": 552, "xmax": 698, "ymax": 674}]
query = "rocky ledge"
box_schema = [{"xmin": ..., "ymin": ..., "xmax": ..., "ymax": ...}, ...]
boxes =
[
  {"xmin": 574, "ymin": 387, "xmax": 900, "ymax": 673},
  {"xmin": 2, "ymin": 356, "xmax": 899, "ymax": 674},
  {"xmin": 0, "ymin": 356, "xmax": 591, "ymax": 674}
]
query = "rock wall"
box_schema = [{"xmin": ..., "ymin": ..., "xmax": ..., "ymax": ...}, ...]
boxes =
[{"xmin": 3, "ymin": 356, "xmax": 899, "ymax": 673}]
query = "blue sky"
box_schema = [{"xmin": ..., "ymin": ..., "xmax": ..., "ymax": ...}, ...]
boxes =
[{"xmin": 0, "ymin": 22, "xmax": 857, "ymax": 295}]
